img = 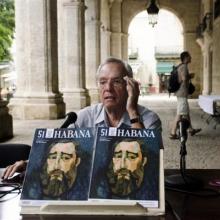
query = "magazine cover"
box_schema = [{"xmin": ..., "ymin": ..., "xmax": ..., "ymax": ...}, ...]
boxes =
[
  {"xmin": 89, "ymin": 127, "xmax": 161, "ymax": 208},
  {"xmin": 21, "ymin": 128, "xmax": 94, "ymax": 202}
]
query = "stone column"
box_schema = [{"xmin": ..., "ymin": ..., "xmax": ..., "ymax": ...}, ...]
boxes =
[
  {"xmin": 10, "ymin": 0, "xmax": 65, "ymax": 119},
  {"xmin": 202, "ymin": 34, "xmax": 213, "ymax": 95},
  {"xmin": 100, "ymin": 0, "xmax": 111, "ymax": 62},
  {"xmin": 100, "ymin": 27, "xmax": 111, "ymax": 62},
  {"xmin": 184, "ymin": 31, "xmax": 202, "ymax": 96},
  {"xmin": 121, "ymin": 33, "xmax": 129, "ymax": 61},
  {"xmin": 110, "ymin": 0, "xmax": 122, "ymax": 58},
  {"xmin": 111, "ymin": 32, "xmax": 122, "ymax": 58},
  {"xmin": 62, "ymin": 0, "xmax": 89, "ymax": 111},
  {"xmin": 57, "ymin": 0, "xmax": 65, "ymax": 92},
  {"xmin": 85, "ymin": 0, "xmax": 101, "ymax": 104},
  {"xmin": 212, "ymin": 17, "xmax": 220, "ymax": 94}
]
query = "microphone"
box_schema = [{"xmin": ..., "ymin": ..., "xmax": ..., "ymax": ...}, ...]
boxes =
[
  {"xmin": 60, "ymin": 112, "xmax": 77, "ymax": 128},
  {"xmin": 178, "ymin": 118, "xmax": 190, "ymax": 143}
]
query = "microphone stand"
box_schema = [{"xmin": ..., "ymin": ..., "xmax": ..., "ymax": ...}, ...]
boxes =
[{"xmin": 166, "ymin": 118, "xmax": 203, "ymax": 190}]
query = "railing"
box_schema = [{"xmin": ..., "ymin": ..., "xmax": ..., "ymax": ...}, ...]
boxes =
[{"xmin": 154, "ymin": 46, "xmax": 182, "ymax": 57}]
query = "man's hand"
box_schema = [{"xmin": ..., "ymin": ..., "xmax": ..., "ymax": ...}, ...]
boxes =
[
  {"xmin": 123, "ymin": 76, "xmax": 140, "ymax": 117},
  {"xmin": 123, "ymin": 76, "xmax": 144, "ymax": 128},
  {"xmin": 1, "ymin": 160, "xmax": 28, "ymax": 180}
]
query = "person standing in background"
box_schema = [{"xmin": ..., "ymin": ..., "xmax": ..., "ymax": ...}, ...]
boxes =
[{"xmin": 170, "ymin": 51, "xmax": 201, "ymax": 139}]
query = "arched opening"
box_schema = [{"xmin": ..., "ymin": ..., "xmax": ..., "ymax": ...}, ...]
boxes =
[{"xmin": 128, "ymin": 9, "xmax": 183, "ymax": 95}]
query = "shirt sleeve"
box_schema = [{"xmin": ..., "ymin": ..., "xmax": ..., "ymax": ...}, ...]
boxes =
[{"xmin": 76, "ymin": 107, "xmax": 95, "ymax": 128}]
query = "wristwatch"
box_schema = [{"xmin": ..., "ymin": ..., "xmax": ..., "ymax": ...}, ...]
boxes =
[{"xmin": 130, "ymin": 116, "xmax": 141, "ymax": 124}]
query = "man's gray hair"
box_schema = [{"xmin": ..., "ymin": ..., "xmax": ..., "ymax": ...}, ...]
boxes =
[{"xmin": 96, "ymin": 57, "xmax": 133, "ymax": 78}]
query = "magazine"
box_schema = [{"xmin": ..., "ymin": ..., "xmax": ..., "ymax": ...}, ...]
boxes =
[
  {"xmin": 20, "ymin": 128, "xmax": 94, "ymax": 204},
  {"xmin": 20, "ymin": 127, "xmax": 164, "ymax": 215},
  {"xmin": 89, "ymin": 127, "xmax": 161, "ymax": 208}
]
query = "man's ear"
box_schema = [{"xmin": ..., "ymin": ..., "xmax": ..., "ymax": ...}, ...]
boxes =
[
  {"xmin": 76, "ymin": 158, "xmax": 81, "ymax": 167},
  {"xmin": 142, "ymin": 157, "xmax": 147, "ymax": 166}
]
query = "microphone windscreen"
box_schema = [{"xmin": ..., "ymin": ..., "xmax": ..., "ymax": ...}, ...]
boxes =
[{"xmin": 60, "ymin": 112, "xmax": 77, "ymax": 128}]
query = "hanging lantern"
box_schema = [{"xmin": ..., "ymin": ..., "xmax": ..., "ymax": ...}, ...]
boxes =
[{"xmin": 147, "ymin": 0, "xmax": 159, "ymax": 27}]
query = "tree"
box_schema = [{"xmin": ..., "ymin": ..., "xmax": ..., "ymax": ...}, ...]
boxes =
[{"xmin": 0, "ymin": 0, "xmax": 15, "ymax": 62}]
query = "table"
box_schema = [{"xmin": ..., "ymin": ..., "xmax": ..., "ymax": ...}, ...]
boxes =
[
  {"xmin": 198, "ymin": 95, "xmax": 220, "ymax": 128},
  {"xmin": 165, "ymin": 169, "xmax": 220, "ymax": 220},
  {"xmin": 1, "ymin": 169, "xmax": 220, "ymax": 220},
  {"xmin": 198, "ymin": 95, "xmax": 220, "ymax": 115}
]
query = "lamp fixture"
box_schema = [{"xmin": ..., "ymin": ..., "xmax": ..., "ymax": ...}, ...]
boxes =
[{"xmin": 146, "ymin": 0, "xmax": 159, "ymax": 27}]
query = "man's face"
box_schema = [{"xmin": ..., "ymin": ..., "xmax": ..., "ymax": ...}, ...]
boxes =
[
  {"xmin": 186, "ymin": 54, "xmax": 191, "ymax": 64},
  {"xmin": 107, "ymin": 141, "xmax": 147, "ymax": 197},
  {"xmin": 97, "ymin": 62, "xmax": 128, "ymax": 111},
  {"xmin": 40, "ymin": 142, "xmax": 80, "ymax": 198}
]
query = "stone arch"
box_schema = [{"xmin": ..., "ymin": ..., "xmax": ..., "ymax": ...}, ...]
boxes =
[
  {"xmin": 122, "ymin": 1, "xmax": 148, "ymax": 34},
  {"xmin": 127, "ymin": 8, "xmax": 184, "ymax": 94},
  {"xmin": 158, "ymin": 6, "xmax": 185, "ymax": 31},
  {"xmin": 122, "ymin": 3, "xmax": 185, "ymax": 36},
  {"xmin": 121, "ymin": 0, "xmax": 201, "ymax": 96}
]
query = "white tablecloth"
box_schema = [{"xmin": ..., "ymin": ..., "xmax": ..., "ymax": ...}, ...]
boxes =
[{"xmin": 198, "ymin": 95, "xmax": 220, "ymax": 115}]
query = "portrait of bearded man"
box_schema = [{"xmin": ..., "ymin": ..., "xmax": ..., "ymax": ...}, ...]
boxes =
[
  {"xmin": 106, "ymin": 139, "xmax": 147, "ymax": 198},
  {"xmin": 90, "ymin": 135, "xmax": 159, "ymax": 201},
  {"xmin": 40, "ymin": 140, "xmax": 80, "ymax": 198}
]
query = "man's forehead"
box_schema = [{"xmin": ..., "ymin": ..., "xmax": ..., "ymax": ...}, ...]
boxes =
[
  {"xmin": 99, "ymin": 63, "xmax": 125, "ymax": 77},
  {"xmin": 115, "ymin": 141, "xmax": 141, "ymax": 152},
  {"xmin": 50, "ymin": 142, "xmax": 76, "ymax": 153}
]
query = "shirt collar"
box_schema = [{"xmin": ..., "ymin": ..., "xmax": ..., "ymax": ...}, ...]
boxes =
[
  {"xmin": 95, "ymin": 105, "xmax": 106, "ymax": 126},
  {"xmin": 94, "ymin": 104, "xmax": 131, "ymax": 128}
]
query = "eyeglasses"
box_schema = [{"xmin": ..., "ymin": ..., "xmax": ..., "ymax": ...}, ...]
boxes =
[{"xmin": 98, "ymin": 78, "xmax": 125, "ymax": 89}]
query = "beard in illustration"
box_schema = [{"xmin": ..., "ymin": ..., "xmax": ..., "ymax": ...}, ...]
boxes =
[
  {"xmin": 40, "ymin": 164, "xmax": 77, "ymax": 198},
  {"xmin": 106, "ymin": 161, "xmax": 145, "ymax": 197}
]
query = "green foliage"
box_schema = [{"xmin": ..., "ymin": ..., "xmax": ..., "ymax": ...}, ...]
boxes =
[{"xmin": 0, "ymin": 0, "xmax": 15, "ymax": 61}]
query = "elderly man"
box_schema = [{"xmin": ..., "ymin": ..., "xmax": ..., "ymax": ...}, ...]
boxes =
[
  {"xmin": 70, "ymin": 57, "xmax": 161, "ymax": 129},
  {"xmin": 2, "ymin": 57, "xmax": 162, "ymax": 180}
]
